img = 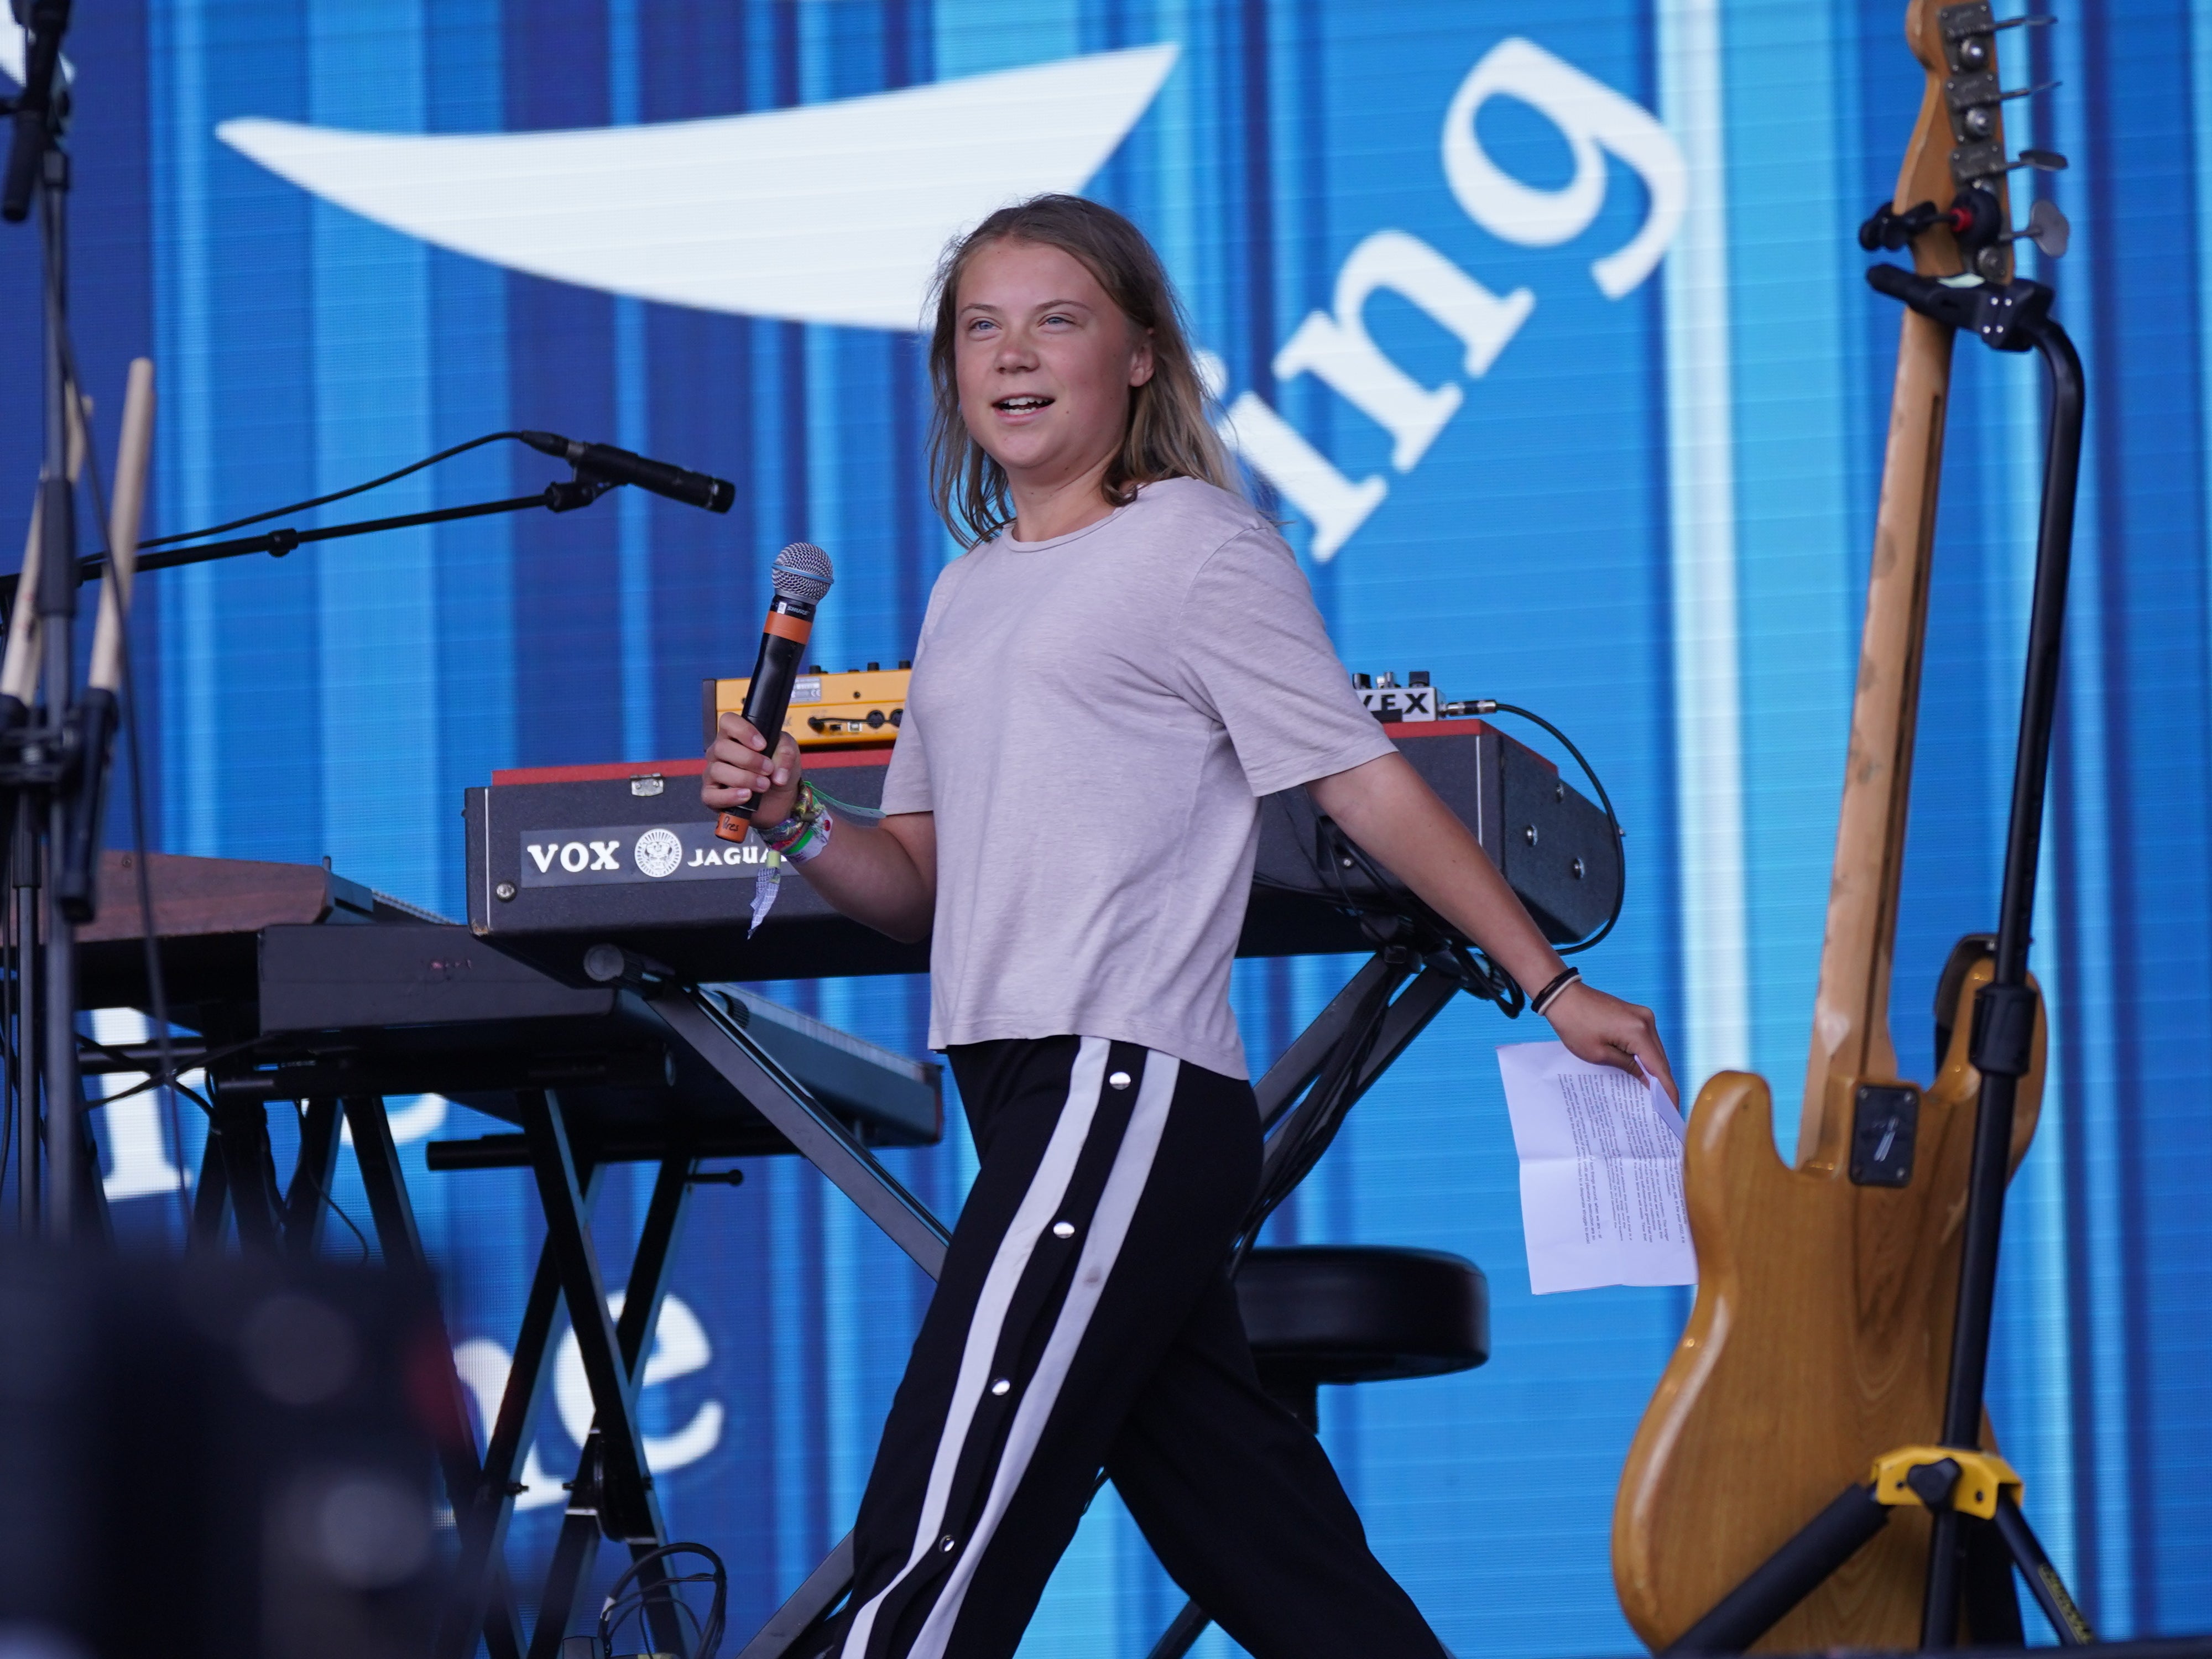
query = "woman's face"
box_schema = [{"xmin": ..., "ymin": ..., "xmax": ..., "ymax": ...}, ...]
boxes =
[{"xmin": 953, "ymin": 238, "xmax": 1154, "ymax": 495}]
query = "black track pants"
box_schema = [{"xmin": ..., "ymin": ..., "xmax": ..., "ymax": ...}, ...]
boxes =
[{"xmin": 829, "ymin": 1036, "xmax": 1447, "ymax": 1659}]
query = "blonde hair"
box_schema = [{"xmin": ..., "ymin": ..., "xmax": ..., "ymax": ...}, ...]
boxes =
[{"xmin": 925, "ymin": 194, "xmax": 1236, "ymax": 547}]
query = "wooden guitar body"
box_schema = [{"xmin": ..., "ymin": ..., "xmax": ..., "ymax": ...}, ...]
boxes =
[{"xmin": 1613, "ymin": 958, "xmax": 2043, "ymax": 1650}]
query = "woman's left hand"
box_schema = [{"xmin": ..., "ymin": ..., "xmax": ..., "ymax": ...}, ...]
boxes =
[{"xmin": 1545, "ymin": 981, "xmax": 1678, "ymax": 1106}]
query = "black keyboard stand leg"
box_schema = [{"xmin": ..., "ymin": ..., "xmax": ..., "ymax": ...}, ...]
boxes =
[
  {"xmin": 216, "ymin": 1097, "xmax": 283, "ymax": 1253},
  {"xmin": 734, "ymin": 1532, "xmax": 855, "ymax": 1659},
  {"xmin": 531, "ymin": 1493, "xmax": 607, "ymax": 1659},
  {"xmin": 613, "ymin": 1154, "xmax": 699, "ymax": 1656},
  {"xmin": 72, "ymin": 1096, "xmax": 112, "ymax": 1246},
  {"xmin": 281, "ymin": 1095, "xmax": 342, "ymax": 1261},
  {"xmin": 518, "ymin": 1091, "xmax": 688, "ymax": 1657},
  {"xmin": 343, "ymin": 1094, "xmax": 529, "ymax": 1659},
  {"xmin": 1142, "ymin": 1600, "xmax": 1212, "ymax": 1659},
  {"xmin": 189, "ymin": 1129, "xmax": 229, "ymax": 1246},
  {"xmin": 653, "ymin": 988, "xmax": 951, "ymax": 1277},
  {"xmin": 439, "ymin": 1231, "xmax": 572, "ymax": 1659}
]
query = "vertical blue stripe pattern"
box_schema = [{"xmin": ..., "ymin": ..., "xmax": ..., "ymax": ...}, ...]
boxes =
[{"xmin": 9, "ymin": 0, "xmax": 2212, "ymax": 1649}]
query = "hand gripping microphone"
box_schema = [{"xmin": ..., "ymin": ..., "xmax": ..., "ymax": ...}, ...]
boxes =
[
  {"xmin": 716, "ymin": 542, "xmax": 835, "ymax": 844},
  {"xmin": 518, "ymin": 430, "xmax": 735, "ymax": 513}
]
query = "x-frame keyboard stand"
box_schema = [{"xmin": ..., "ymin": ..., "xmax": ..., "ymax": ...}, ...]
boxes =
[
  {"xmin": 190, "ymin": 946, "xmax": 1458, "ymax": 1659},
  {"xmin": 730, "ymin": 943, "xmax": 1463, "ymax": 1659},
  {"xmin": 436, "ymin": 983, "xmax": 954, "ymax": 1659},
  {"xmin": 186, "ymin": 978, "xmax": 944, "ymax": 1659}
]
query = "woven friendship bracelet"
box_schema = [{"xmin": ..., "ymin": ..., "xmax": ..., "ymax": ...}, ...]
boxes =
[{"xmin": 763, "ymin": 780, "xmax": 834, "ymax": 865}]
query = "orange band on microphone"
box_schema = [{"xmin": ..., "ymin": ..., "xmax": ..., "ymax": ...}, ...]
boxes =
[
  {"xmin": 764, "ymin": 611, "xmax": 812, "ymax": 643},
  {"xmin": 715, "ymin": 810, "xmax": 755, "ymax": 843}
]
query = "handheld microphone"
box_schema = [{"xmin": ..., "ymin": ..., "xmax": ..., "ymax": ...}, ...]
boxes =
[
  {"xmin": 518, "ymin": 430, "xmax": 735, "ymax": 514},
  {"xmin": 715, "ymin": 542, "xmax": 835, "ymax": 844}
]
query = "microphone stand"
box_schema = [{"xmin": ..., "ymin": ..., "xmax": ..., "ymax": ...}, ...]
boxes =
[
  {"xmin": 0, "ymin": 472, "xmax": 620, "ymax": 615},
  {"xmin": 1, "ymin": 0, "xmax": 619, "ymax": 1232},
  {"xmin": 0, "ymin": 461, "xmax": 623, "ymax": 1241},
  {"xmin": 1, "ymin": 0, "xmax": 83, "ymax": 1238}
]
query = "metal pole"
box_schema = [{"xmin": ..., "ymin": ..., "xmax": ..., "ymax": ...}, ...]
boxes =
[
  {"xmin": 11, "ymin": 799, "xmax": 39, "ymax": 1233},
  {"xmin": 35, "ymin": 147, "xmax": 79, "ymax": 1241},
  {"xmin": 1923, "ymin": 316, "xmax": 2084, "ymax": 1647},
  {"xmin": 1937, "ymin": 317, "xmax": 2083, "ymax": 1448}
]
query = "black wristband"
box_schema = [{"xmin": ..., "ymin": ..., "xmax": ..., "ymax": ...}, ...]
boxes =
[{"xmin": 1531, "ymin": 967, "xmax": 1582, "ymax": 1016}]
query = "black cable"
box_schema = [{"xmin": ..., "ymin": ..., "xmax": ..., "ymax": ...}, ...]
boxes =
[
  {"xmin": 129, "ymin": 430, "xmax": 527, "ymax": 551},
  {"xmin": 118, "ymin": 628, "xmax": 193, "ymax": 1228},
  {"xmin": 599, "ymin": 1542, "xmax": 727, "ymax": 1659},
  {"xmin": 1227, "ymin": 696, "xmax": 1634, "ymax": 1250},
  {"xmin": 1, "ymin": 821, "xmax": 14, "ymax": 1209},
  {"xmin": 1254, "ymin": 816, "xmax": 1524, "ymax": 1018},
  {"xmin": 283, "ymin": 1155, "xmax": 373, "ymax": 1265},
  {"xmin": 77, "ymin": 1033, "xmax": 260, "ymax": 1113},
  {"xmin": 1451, "ymin": 698, "xmax": 1626, "ymax": 956},
  {"xmin": 603, "ymin": 1585, "xmax": 706, "ymax": 1653},
  {"xmin": 1232, "ymin": 961, "xmax": 1396, "ymax": 1265}
]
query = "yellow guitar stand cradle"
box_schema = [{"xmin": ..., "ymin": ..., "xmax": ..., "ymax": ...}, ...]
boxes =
[
  {"xmin": 1665, "ymin": 1443, "xmax": 2093, "ymax": 1655},
  {"xmin": 1658, "ymin": 151, "xmax": 2091, "ymax": 1658}
]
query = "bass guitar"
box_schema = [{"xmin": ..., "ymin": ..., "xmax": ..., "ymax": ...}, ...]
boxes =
[{"xmin": 1612, "ymin": 2, "xmax": 2071, "ymax": 1647}]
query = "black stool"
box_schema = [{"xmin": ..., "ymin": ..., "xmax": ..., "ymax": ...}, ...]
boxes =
[
  {"xmin": 1236, "ymin": 1244, "xmax": 1490, "ymax": 1429},
  {"xmin": 1141, "ymin": 1245, "xmax": 1490, "ymax": 1659}
]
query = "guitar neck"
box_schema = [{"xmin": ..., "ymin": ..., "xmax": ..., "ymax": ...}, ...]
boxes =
[
  {"xmin": 1797, "ymin": 0, "xmax": 2004, "ymax": 1168},
  {"xmin": 1798, "ymin": 310, "xmax": 1954, "ymax": 1167}
]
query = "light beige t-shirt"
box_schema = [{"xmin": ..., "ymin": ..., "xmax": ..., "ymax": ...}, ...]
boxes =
[{"xmin": 879, "ymin": 477, "xmax": 1393, "ymax": 1077}]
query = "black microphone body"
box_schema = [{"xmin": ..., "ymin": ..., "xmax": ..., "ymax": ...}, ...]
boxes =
[
  {"xmin": 716, "ymin": 542, "xmax": 836, "ymax": 843},
  {"xmin": 519, "ymin": 430, "xmax": 734, "ymax": 513},
  {"xmin": 718, "ymin": 599, "xmax": 815, "ymax": 833}
]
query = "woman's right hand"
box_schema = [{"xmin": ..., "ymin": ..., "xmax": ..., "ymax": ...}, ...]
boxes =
[{"xmin": 703, "ymin": 713, "xmax": 804, "ymax": 824}]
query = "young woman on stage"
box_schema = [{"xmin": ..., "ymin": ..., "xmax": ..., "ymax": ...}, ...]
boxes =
[{"xmin": 704, "ymin": 194, "xmax": 1676, "ymax": 1659}]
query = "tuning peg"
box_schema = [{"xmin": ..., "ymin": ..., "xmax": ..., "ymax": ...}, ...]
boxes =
[
  {"xmin": 1942, "ymin": 6, "xmax": 2055, "ymax": 74},
  {"xmin": 2001, "ymin": 197, "xmax": 2071, "ymax": 258},
  {"xmin": 1952, "ymin": 140, "xmax": 2069, "ymax": 187},
  {"xmin": 1945, "ymin": 73, "xmax": 2062, "ymax": 140}
]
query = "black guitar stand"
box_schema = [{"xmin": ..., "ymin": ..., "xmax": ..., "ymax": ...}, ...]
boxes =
[{"xmin": 1660, "ymin": 238, "xmax": 2092, "ymax": 1658}]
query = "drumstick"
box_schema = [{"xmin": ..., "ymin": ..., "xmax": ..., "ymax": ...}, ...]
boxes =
[
  {"xmin": 0, "ymin": 389, "xmax": 94, "ymax": 710},
  {"xmin": 89, "ymin": 359, "xmax": 154, "ymax": 694},
  {"xmin": 1, "ymin": 491, "xmax": 44, "ymax": 709}
]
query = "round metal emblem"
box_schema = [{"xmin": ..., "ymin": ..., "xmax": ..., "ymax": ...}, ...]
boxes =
[{"xmin": 634, "ymin": 828, "xmax": 684, "ymax": 879}]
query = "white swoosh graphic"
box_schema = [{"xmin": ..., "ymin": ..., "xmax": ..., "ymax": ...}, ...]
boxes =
[{"xmin": 218, "ymin": 43, "xmax": 1178, "ymax": 332}]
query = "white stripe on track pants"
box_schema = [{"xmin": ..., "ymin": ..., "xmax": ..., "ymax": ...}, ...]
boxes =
[{"xmin": 827, "ymin": 1035, "xmax": 1448, "ymax": 1659}]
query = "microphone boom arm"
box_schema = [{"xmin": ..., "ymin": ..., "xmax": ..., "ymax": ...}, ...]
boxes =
[{"xmin": 0, "ymin": 469, "xmax": 621, "ymax": 621}]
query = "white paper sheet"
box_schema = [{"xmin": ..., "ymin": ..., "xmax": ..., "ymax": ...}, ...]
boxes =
[{"xmin": 1496, "ymin": 1041, "xmax": 1697, "ymax": 1294}]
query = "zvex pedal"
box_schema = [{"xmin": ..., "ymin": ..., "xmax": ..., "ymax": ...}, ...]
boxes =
[{"xmin": 702, "ymin": 663, "xmax": 909, "ymax": 752}]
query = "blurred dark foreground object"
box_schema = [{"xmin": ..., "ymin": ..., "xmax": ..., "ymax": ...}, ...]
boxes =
[{"xmin": 0, "ymin": 1247, "xmax": 446, "ymax": 1659}]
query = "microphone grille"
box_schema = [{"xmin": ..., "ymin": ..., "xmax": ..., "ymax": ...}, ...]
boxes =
[{"xmin": 770, "ymin": 541, "xmax": 834, "ymax": 606}]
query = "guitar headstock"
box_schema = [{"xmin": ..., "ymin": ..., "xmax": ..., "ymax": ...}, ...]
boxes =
[{"xmin": 1865, "ymin": 2, "xmax": 2067, "ymax": 283}]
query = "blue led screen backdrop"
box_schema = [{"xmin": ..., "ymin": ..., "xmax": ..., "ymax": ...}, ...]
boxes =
[{"xmin": 3, "ymin": 0, "xmax": 2209, "ymax": 1651}]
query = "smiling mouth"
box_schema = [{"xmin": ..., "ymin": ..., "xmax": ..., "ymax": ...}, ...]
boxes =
[{"xmin": 993, "ymin": 395, "xmax": 1053, "ymax": 413}]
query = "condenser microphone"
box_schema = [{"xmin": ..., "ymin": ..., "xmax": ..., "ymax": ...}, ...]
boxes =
[
  {"xmin": 518, "ymin": 430, "xmax": 735, "ymax": 513},
  {"xmin": 716, "ymin": 542, "xmax": 835, "ymax": 844}
]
